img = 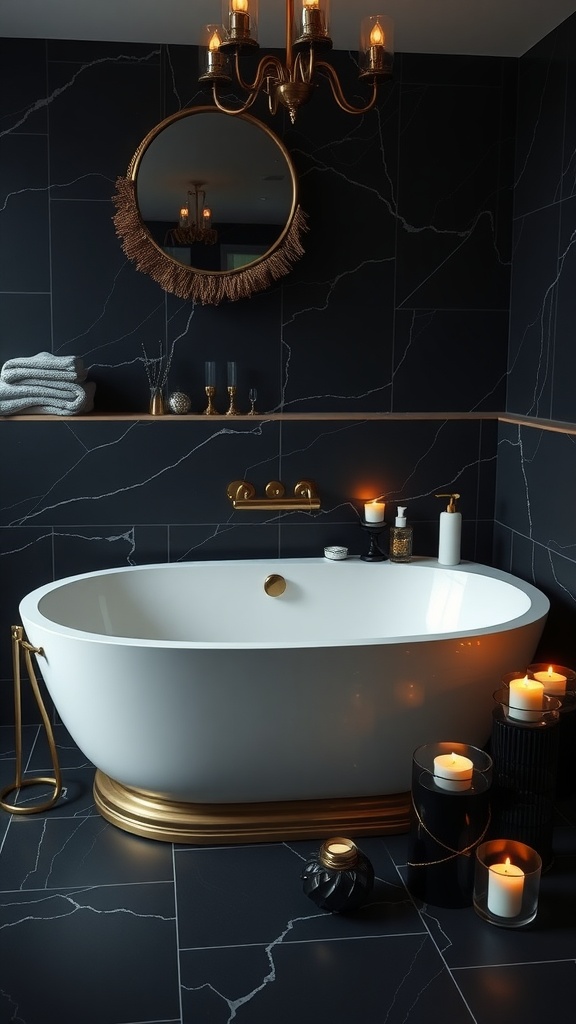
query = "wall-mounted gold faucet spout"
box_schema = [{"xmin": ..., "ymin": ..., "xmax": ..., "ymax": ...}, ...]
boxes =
[{"xmin": 227, "ymin": 479, "xmax": 320, "ymax": 511}]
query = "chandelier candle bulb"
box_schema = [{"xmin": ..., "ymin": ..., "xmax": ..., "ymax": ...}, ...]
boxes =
[
  {"xmin": 302, "ymin": 0, "xmax": 327, "ymax": 37},
  {"xmin": 229, "ymin": 0, "xmax": 251, "ymax": 41},
  {"xmin": 364, "ymin": 499, "xmax": 385, "ymax": 523},
  {"xmin": 532, "ymin": 665, "xmax": 567, "ymax": 697},
  {"xmin": 487, "ymin": 858, "xmax": 525, "ymax": 918},
  {"xmin": 206, "ymin": 29, "xmax": 226, "ymax": 74},
  {"xmin": 508, "ymin": 676, "xmax": 545, "ymax": 722},
  {"xmin": 433, "ymin": 751, "xmax": 474, "ymax": 792}
]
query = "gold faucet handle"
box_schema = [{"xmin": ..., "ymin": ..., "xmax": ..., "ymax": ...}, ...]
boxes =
[
  {"xmin": 227, "ymin": 480, "xmax": 255, "ymax": 502},
  {"xmin": 294, "ymin": 479, "xmax": 318, "ymax": 499},
  {"xmin": 265, "ymin": 481, "xmax": 286, "ymax": 499}
]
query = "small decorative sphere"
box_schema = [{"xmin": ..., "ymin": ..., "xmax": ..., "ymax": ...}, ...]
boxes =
[{"xmin": 168, "ymin": 391, "xmax": 192, "ymax": 415}]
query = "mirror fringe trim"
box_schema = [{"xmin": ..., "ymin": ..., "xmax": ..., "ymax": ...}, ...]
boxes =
[{"xmin": 112, "ymin": 176, "xmax": 308, "ymax": 305}]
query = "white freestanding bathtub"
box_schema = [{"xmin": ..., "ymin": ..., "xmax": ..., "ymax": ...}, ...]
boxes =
[{"xmin": 19, "ymin": 556, "xmax": 549, "ymax": 843}]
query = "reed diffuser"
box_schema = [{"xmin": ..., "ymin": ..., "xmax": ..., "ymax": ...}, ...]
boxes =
[{"xmin": 142, "ymin": 340, "xmax": 174, "ymax": 415}]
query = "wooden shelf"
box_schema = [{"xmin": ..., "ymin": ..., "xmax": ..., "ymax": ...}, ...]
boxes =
[{"xmin": 2, "ymin": 410, "xmax": 576, "ymax": 433}]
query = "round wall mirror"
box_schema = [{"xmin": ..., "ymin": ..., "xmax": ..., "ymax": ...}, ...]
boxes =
[{"xmin": 113, "ymin": 107, "xmax": 307, "ymax": 305}]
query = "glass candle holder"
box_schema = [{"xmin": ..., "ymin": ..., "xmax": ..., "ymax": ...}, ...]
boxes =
[
  {"xmin": 407, "ymin": 742, "xmax": 493, "ymax": 908},
  {"xmin": 474, "ymin": 839, "xmax": 542, "ymax": 927}
]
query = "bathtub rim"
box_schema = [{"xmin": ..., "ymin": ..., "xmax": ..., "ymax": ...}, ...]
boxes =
[{"xmin": 19, "ymin": 556, "xmax": 550, "ymax": 650}]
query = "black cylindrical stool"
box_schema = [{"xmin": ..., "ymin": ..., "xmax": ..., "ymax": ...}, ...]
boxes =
[
  {"xmin": 490, "ymin": 684, "xmax": 561, "ymax": 871},
  {"xmin": 407, "ymin": 742, "xmax": 493, "ymax": 908}
]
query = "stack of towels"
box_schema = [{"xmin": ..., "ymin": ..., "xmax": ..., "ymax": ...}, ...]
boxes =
[{"xmin": 0, "ymin": 352, "xmax": 96, "ymax": 416}]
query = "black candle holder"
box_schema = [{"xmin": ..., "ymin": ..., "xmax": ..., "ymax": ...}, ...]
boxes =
[
  {"xmin": 527, "ymin": 664, "xmax": 576, "ymax": 798},
  {"xmin": 407, "ymin": 742, "xmax": 493, "ymax": 908},
  {"xmin": 489, "ymin": 687, "xmax": 561, "ymax": 871},
  {"xmin": 301, "ymin": 837, "xmax": 374, "ymax": 914},
  {"xmin": 360, "ymin": 520, "xmax": 388, "ymax": 561}
]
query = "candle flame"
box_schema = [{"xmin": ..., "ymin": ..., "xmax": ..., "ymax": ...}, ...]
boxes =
[
  {"xmin": 548, "ymin": 666, "xmax": 554, "ymax": 676},
  {"xmin": 370, "ymin": 21, "xmax": 385, "ymax": 47},
  {"xmin": 504, "ymin": 857, "xmax": 512, "ymax": 872},
  {"xmin": 232, "ymin": 0, "xmax": 248, "ymax": 12},
  {"xmin": 304, "ymin": 0, "xmax": 320, "ymax": 7},
  {"xmin": 209, "ymin": 30, "xmax": 221, "ymax": 51}
]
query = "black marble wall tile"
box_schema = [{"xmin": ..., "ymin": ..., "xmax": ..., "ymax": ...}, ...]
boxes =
[
  {"xmin": 507, "ymin": 204, "xmax": 560, "ymax": 418},
  {"xmin": 393, "ymin": 310, "xmax": 508, "ymax": 413},
  {"xmin": 552, "ymin": 194, "xmax": 576, "ymax": 423},
  {"xmin": 513, "ymin": 28, "xmax": 568, "ymax": 220},
  {"xmin": 493, "ymin": 13, "xmax": 576, "ymax": 675}
]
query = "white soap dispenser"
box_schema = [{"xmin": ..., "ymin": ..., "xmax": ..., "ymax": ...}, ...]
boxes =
[{"xmin": 435, "ymin": 493, "xmax": 462, "ymax": 565}]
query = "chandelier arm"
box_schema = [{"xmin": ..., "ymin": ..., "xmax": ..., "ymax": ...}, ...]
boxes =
[
  {"xmin": 293, "ymin": 48, "xmax": 315, "ymax": 84},
  {"xmin": 210, "ymin": 82, "xmax": 261, "ymax": 116},
  {"xmin": 314, "ymin": 60, "xmax": 379, "ymax": 114},
  {"xmin": 234, "ymin": 51, "xmax": 288, "ymax": 92}
]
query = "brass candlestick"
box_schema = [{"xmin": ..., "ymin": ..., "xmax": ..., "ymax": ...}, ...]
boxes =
[
  {"xmin": 226, "ymin": 386, "xmax": 240, "ymax": 415},
  {"xmin": 203, "ymin": 386, "xmax": 219, "ymax": 415}
]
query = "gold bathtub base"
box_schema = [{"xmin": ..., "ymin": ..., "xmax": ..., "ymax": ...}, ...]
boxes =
[{"xmin": 93, "ymin": 770, "xmax": 410, "ymax": 844}]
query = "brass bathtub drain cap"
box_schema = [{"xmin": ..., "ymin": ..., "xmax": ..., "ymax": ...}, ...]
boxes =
[
  {"xmin": 264, "ymin": 573, "xmax": 287, "ymax": 597},
  {"xmin": 318, "ymin": 837, "xmax": 359, "ymax": 870}
]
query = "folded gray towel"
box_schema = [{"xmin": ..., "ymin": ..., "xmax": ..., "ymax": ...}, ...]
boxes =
[
  {"xmin": 0, "ymin": 380, "xmax": 96, "ymax": 416},
  {"xmin": 1, "ymin": 351, "xmax": 87, "ymax": 384}
]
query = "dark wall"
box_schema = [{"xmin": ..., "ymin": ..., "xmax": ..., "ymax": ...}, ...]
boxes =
[
  {"xmin": 0, "ymin": 37, "xmax": 518, "ymax": 716},
  {"xmin": 494, "ymin": 14, "xmax": 576, "ymax": 663}
]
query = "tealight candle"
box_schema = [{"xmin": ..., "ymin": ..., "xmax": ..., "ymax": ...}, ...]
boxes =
[
  {"xmin": 508, "ymin": 676, "xmax": 544, "ymax": 722},
  {"xmin": 364, "ymin": 500, "xmax": 385, "ymax": 523},
  {"xmin": 487, "ymin": 857, "xmax": 525, "ymax": 918},
  {"xmin": 433, "ymin": 751, "xmax": 474, "ymax": 792},
  {"xmin": 532, "ymin": 665, "xmax": 567, "ymax": 697}
]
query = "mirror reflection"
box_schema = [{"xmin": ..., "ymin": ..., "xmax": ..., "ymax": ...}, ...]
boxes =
[{"xmin": 134, "ymin": 107, "xmax": 297, "ymax": 273}]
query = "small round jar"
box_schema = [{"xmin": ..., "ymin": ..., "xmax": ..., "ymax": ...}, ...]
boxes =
[
  {"xmin": 324, "ymin": 546, "xmax": 348, "ymax": 560},
  {"xmin": 168, "ymin": 391, "xmax": 192, "ymax": 415},
  {"xmin": 301, "ymin": 836, "xmax": 374, "ymax": 913}
]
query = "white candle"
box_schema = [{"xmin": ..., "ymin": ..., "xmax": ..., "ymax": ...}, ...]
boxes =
[
  {"xmin": 508, "ymin": 676, "xmax": 544, "ymax": 721},
  {"xmin": 364, "ymin": 500, "xmax": 385, "ymax": 523},
  {"xmin": 327, "ymin": 842, "xmax": 351, "ymax": 855},
  {"xmin": 433, "ymin": 751, "xmax": 474, "ymax": 792},
  {"xmin": 487, "ymin": 857, "xmax": 525, "ymax": 917},
  {"xmin": 533, "ymin": 665, "xmax": 567, "ymax": 697}
]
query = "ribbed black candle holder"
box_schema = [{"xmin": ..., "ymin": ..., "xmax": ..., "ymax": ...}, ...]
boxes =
[
  {"xmin": 406, "ymin": 742, "xmax": 493, "ymax": 908},
  {"xmin": 490, "ymin": 687, "xmax": 561, "ymax": 871},
  {"xmin": 527, "ymin": 664, "xmax": 576, "ymax": 798}
]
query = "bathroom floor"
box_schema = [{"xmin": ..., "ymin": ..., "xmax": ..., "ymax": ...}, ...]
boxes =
[{"xmin": 1, "ymin": 724, "xmax": 576, "ymax": 1024}]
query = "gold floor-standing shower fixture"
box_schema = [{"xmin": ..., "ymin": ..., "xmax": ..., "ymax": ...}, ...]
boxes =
[{"xmin": 0, "ymin": 626, "xmax": 62, "ymax": 814}]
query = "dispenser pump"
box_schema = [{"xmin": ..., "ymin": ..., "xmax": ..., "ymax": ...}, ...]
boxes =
[
  {"xmin": 395, "ymin": 506, "xmax": 407, "ymax": 527},
  {"xmin": 435, "ymin": 493, "xmax": 460, "ymax": 513},
  {"xmin": 435, "ymin": 493, "xmax": 462, "ymax": 565}
]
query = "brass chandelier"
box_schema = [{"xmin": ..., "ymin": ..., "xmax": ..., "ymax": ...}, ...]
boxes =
[
  {"xmin": 166, "ymin": 182, "xmax": 218, "ymax": 246},
  {"xmin": 199, "ymin": 0, "xmax": 394, "ymax": 123}
]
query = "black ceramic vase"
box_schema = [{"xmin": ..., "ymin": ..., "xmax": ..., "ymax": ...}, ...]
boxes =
[{"xmin": 301, "ymin": 837, "xmax": 374, "ymax": 913}]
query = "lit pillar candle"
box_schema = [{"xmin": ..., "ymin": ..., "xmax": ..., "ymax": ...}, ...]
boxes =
[
  {"xmin": 508, "ymin": 676, "xmax": 544, "ymax": 722},
  {"xmin": 364, "ymin": 500, "xmax": 385, "ymax": 522},
  {"xmin": 487, "ymin": 857, "xmax": 525, "ymax": 917},
  {"xmin": 532, "ymin": 665, "xmax": 567, "ymax": 697},
  {"xmin": 433, "ymin": 751, "xmax": 474, "ymax": 792}
]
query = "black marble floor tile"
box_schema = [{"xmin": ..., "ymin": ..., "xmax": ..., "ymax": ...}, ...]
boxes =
[{"xmin": 1, "ymin": 727, "xmax": 576, "ymax": 1024}]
